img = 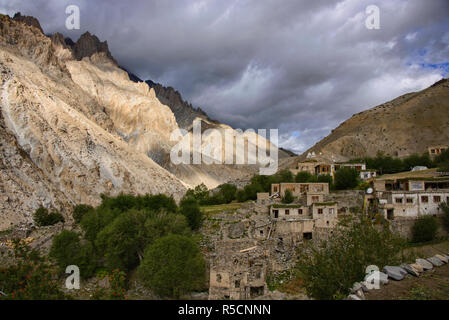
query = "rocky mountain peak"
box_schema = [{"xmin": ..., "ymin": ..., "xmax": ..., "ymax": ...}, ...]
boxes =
[
  {"xmin": 72, "ymin": 31, "xmax": 117, "ymax": 65},
  {"xmin": 12, "ymin": 12, "xmax": 43, "ymax": 33}
]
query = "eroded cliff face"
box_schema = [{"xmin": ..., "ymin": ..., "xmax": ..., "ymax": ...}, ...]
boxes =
[
  {"xmin": 0, "ymin": 14, "xmax": 187, "ymax": 229},
  {"xmin": 0, "ymin": 13, "xmax": 283, "ymax": 229}
]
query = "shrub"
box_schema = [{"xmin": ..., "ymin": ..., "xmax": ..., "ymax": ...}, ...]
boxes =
[
  {"xmin": 334, "ymin": 168, "xmax": 359, "ymax": 190},
  {"xmin": 282, "ymin": 189, "xmax": 294, "ymax": 204},
  {"xmin": 0, "ymin": 241, "xmax": 68, "ymax": 300},
  {"xmin": 49, "ymin": 230, "xmax": 97, "ymax": 279},
  {"xmin": 217, "ymin": 184, "xmax": 237, "ymax": 204},
  {"xmin": 179, "ymin": 197, "xmax": 203, "ymax": 230},
  {"xmin": 412, "ymin": 216, "xmax": 439, "ymax": 243},
  {"xmin": 295, "ymin": 171, "xmax": 313, "ymax": 183},
  {"xmin": 72, "ymin": 204, "xmax": 93, "ymax": 224},
  {"xmin": 295, "ymin": 216, "xmax": 405, "ymax": 300},
  {"xmin": 138, "ymin": 234, "xmax": 206, "ymax": 298},
  {"xmin": 33, "ymin": 207, "xmax": 65, "ymax": 227}
]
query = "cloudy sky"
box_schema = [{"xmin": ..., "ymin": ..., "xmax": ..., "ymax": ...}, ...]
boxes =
[{"xmin": 1, "ymin": 0, "xmax": 448, "ymax": 154}]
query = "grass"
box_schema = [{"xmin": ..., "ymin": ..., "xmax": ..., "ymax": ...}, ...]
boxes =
[
  {"xmin": 200, "ymin": 202, "xmax": 243, "ymax": 216},
  {"xmin": 0, "ymin": 229, "xmax": 12, "ymax": 237}
]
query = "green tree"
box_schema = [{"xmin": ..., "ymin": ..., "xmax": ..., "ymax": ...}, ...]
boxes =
[
  {"xmin": 295, "ymin": 171, "xmax": 313, "ymax": 183},
  {"xmin": 179, "ymin": 197, "xmax": 203, "ymax": 230},
  {"xmin": 144, "ymin": 211, "xmax": 191, "ymax": 244},
  {"xmin": 138, "ymin": 234, "xmax": 206, "ymax": 298},
  {"xmin": 295, "ymin": 216, "xmax": 405, "ymax": 300},
  {"xmin": 72, "ymin": 204, "xmax": 93, "ymax": 224},
  {"xmin": 33, "ymin": 207, "xmax": 65, "ymax": 227},
  {"xmin": 334, "ymin": 168, "xmax": 359, "ymax": 190},
  {"xmin": 278, "ymin": 169, "xmax": 294, "ymax": 183},
  {"xmin": 95, "ymin": 210, "xmax": 150, "ymax": 271},
  {"xmin": 412, "ymin": 216, "xmax": 439, "ymax": 243},
  {"xmin": 282, "ymin": 189, "xmax": 294, "ymax": 204},
  {"xmin": 49, "ymin": 230, "xmax": 97, "ymax": 279},
  {"xmin": 218, "ymin": 184, "xmax": 237, "ymax": 204}
]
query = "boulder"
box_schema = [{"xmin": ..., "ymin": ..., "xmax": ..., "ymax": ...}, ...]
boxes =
[
  {"xmin": 347, "ymin": 294, "xmax": 361, "ymax": 300},
  {"xmin": 435, "ymin": 254, "xmax": 448, "ymax": 264},
  {"xmin": 382, "ymin": 266, "xmax": 408, "ymax": 281},
  {"xmin": 364, "ymin": 271, "xmax": 388, "ymax": 287},
  {"xmin": 355, "ymin": 289, "xmax": 365, "ymax": 300},
  {"xmin": 416, "ymin": 258, "xmax": 433, "ymax": 270},
  {"xmin": 410, "ymin": 263, "xmax": 424, "ymax": 273},
  {"xmin": 427, "ymin": 256, "xmax": 444, "ymax": 267},
  {"xmin": 400, "ymin": 264, "xmax": 420, "ymax": 277}
]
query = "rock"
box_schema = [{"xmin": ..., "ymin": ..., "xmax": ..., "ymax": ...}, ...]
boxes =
[
  {"xmin": 427, "ymin": 256, "xmax": 444, "ymax": 267},
  {"xmin": 355, "ymin": 289, "xmax": 365, "ymax": 300},
  {"xmin": 435, "ymin": 254, "xmax": 448, "ymax": 264},
  {"xmin": 382, "ymin": 266, "xmax": 408, "ymax": 281},
  {"xmin": 364, "ymin": 271, "xmax": 388, "ymax": 287},
  {"xmin": 347, "ymin": 294, "xmax": 361, "ymax": 300},
  {"xmin": 400, "ymin": 264, "xmax": 420, "ymax": 277},
  {"xmin": 410, "ymin": 263, "xmax": 424, "ymax": 273},
  {"xmin": 228, "ymin": 222, "xmax": 245, "ymax": 239},
  {"xmin": 416, "ymin": 258, "xmax": 433, "ymax": 270},
  {"xmin": 351, "ymin": 282, "xmax": 362, "ymax": 293}
]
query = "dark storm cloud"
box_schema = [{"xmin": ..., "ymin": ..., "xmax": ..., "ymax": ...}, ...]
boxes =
[{"xmin": 1, "ymin": 0, "xmax": 448, "ymax": 153}]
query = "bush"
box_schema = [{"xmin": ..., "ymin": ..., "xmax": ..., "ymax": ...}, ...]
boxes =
[
  {"xmin": 49, "ymin": 230, "xmax": 97, "ymax": 279},
  {"xmin": 412, "ymin": 216, "xmax": 439, "ymax": 243},
  {"xmin": 334, "ymin": 168, "xmax": 359, "ymax": 190},
  {"xmin": 282, "ymin": 189, "xmax": 294, "ymax": 204},
  {"xmin": 179, "ymin": 197, "xmax": 203, "ymax": 230},
  {"xmin": 72, "ymin": 204, "xmax": 93, "ymax": 224},
  {"xmin": 138, "ymin": 234, "xmax": 206, "ymax": 298},
  {"xmin": 33, "ymin": 207, "xmax": 65, "ymax": 227},
  {"xmin": 0, "ymin": 241, "xmax": 68, "ymax": 300},
  {"xmin": 295, "ymin": 216, "xmax": 405, "ymax": 300},
  {"xmin": 295, "ymin": 171, "xmax": 313, "ymax": 183},
  {"xmin": 217, "ymin": 184, "xmax": 237, "ymax": 204}
]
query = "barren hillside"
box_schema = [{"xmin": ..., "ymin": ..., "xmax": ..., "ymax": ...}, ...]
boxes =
[{"xmin": 299, "ymin": 79, "xmax": 449, "ymax": 162}]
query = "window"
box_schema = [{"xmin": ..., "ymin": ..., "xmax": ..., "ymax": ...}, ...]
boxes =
[
  {"xmin": 329, "ymin": 208, "xmax": 334, "ymax": 215},
  {"xmin": 285, "ymin": 209, "xmax": 290, "ymax": 215},
  {"xmin": 298, "ymin": 209, "xmax": 303, "ymax": 215},
  {"xmin": 312, "ymin": 196, "xmax": 319, "ymax": 203},
  {"xmin": 235, "ymin": 280, "xmax": 240, "ymax": 288},
  {"xmin": 303, "ymin": 232, "xmax": 312, "ymax": 240},
  {"xmin": 260, "ymin": 230, "xmax": 264, "ymax": 236},
  {"xmin": 216, "ymin": 274, "xmax": 222, "ymax": 283},
  {"xmin": 421, "ymin": 196, "xmax": 429, "ymax": 203},
  {"xmin": 395, "ymin": 198, "xmax": 403, "ymax": 204},
  {"xmin": 406, "ymin": 198, "xmax": 413, "ymax": 204},
  {"xmin": 318, "ymin": 208, "xmax": 323, "ymax": 214},
  {"xmin": 434, "ymin": 196, "xmax": 441, "ymax": 203},
  {"xmin": 273, "ymin": 210, "xmax": 279, "ymax": 218}
]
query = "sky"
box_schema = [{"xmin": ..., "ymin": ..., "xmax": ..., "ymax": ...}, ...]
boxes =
[{"xmin": 1, "ymin": 0, "xmax": 448, "ymax": 154}]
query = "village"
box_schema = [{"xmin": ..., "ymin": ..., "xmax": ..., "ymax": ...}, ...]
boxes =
[{"xmin": 205, "ymin": 146, "xmax": 449, "ymax": 300}]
